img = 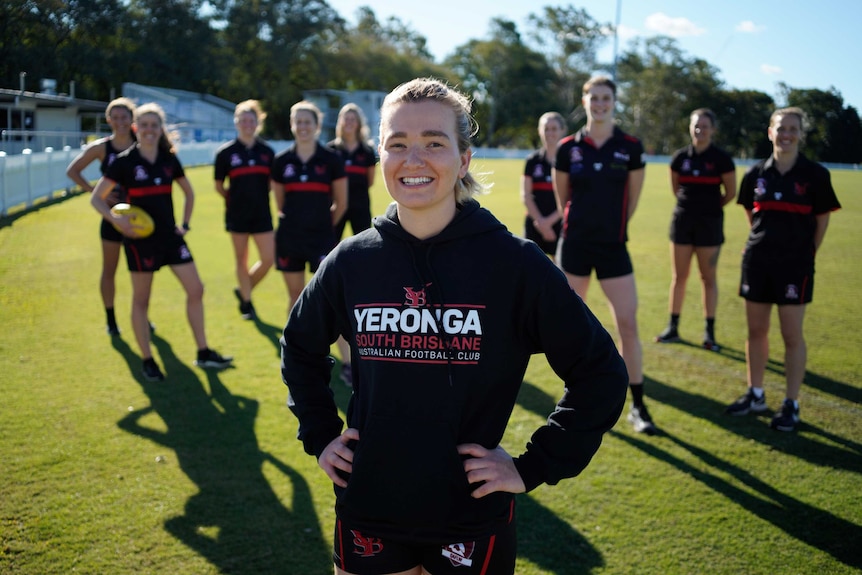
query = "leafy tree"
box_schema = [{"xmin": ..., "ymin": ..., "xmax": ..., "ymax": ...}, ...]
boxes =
[
  {"xmin": 525, "ymin": 5, "xmax": 608, "ymax": 118},
  {"xmin": 780, "ymin": 84, "xmax": 862, "ymax": 163},
  {"xmin": 714, "ymin": 89, "xmax": 774, "ymax": 159},
  {"xmin": 446, "ymin": 18, "xmax": 558, "ymax": 147},
  {"xmin": 616, "ymin": 36, "xmax": 725, "ymax": 155}
]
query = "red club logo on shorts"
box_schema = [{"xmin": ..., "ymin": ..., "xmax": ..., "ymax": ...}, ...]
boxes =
[
  {"xmin": 442, "ymin": 541, "xmax": 475, "ymax": 567},
  {"xmin": 350, "ymin": 530, "xmax": 384, "ymax": 557}
]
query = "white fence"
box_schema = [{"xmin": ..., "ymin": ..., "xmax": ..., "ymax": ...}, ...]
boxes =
[
  {"xmin": 3, "ymin": 144, "xmax": 858, "ymax": 217},
  {"xmin": 0, "ymin": 142, "xmax": 225, "ymax": 216}
]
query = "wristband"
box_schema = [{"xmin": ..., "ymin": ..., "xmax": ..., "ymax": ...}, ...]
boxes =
[{"xmin": 182, "ymin": 222, "xmax": 190, "ymax": 231}]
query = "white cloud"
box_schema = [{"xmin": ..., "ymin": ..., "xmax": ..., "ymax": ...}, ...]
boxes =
[
  {"xmin": 736, "ymin": 20, "xmax": 765, "ymax": 33},
  {"xmin": 644, "ymin": 12, "xmax": 706, "ymax": 37},
  {"xmin": 616, "ymin": 24, "xmax": 639, "ymax": 41},
  {"xmin": 761, "ymin": 64, "xmax": 782, "ymax": 75}
]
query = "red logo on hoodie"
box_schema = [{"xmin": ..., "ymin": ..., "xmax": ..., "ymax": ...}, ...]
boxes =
[{"xmin": 403, "ymin": 285, "xmax": 428, "ymax": 307}]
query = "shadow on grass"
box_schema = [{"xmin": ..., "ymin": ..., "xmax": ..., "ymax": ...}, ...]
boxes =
[
  {"xmin": 114, "ymin": 334, "xmax": 330, "ymax": 574},
  {"xmin": 644, "ymin": 376, "xmax": 862, "ymax": 471},
  {"xmin": 653, "ymin": 339, "xmax": 861, "ymax": 405},
  {"xmin": 516, "ymin": 493, "xmax": 604, "ymax": 574},
  {"xmin": 252, "ymin": 315, "xmax": 285, "ymax": 357},
  {"xmin": 611, "ymin": 428, "xmax": 862, "ymax": 569}
]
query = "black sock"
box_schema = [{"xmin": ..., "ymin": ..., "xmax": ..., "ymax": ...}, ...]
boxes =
[
  {"xmin": 630, "ymin": 382, "xmax": 645, "ymax": 407},
  {"xmin": 670, "ymin": 314, "xmax": 680, "ymax": 329},
  {"xmin": 705, "ymin": 317, "xmax": 715, "ymax": 338},
  {"xmin": 106, "ymin": 307, "xmax": 117, "ymax": 326}
]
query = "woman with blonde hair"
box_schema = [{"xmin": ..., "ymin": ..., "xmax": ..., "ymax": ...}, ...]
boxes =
[
  {"xmin": 67, "ymin": 97, "xmax": 137, "ymax": 335},
  {"xmin": 281, "ymin": 78, "xmax": 626, "ymax": 574},
  {"xmin": 91, "ymin": 103, "xmax": 232, "ymax": 381},
  {"xmin": 214, "ymin": 99, "xmax": 276, "ymax": 321}
]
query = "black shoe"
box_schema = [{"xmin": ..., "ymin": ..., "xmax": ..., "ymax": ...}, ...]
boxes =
[
  {"xmin": 654, "ymin": 325, "xmax": 680, "ymax": 343},
  {"xmin": 149, "ymin": 321, "xmax": 156, "ymax": 334},
  {"xmin": 107, "ymin": 324, "xmax": 121, "ymax": 336},
  {"xmin": 233, "ymin": 287, "xmax": 243, "ymax": 303},
  {"xmin": 194, "ymin": 348, "xmax": 234, "ymax": 369},
  {"xmin": 725, "ymin": 388, "xmax": 767, "ymax": 416},
  {"xmin": 627, "ymin": 404, "xmax": 657, "ymax": 434},
  {"xmin": 703, "ymin": 332, "xmax": 719, "ymax": 352},
  {"xmin": 771, "ymin": 399, "xmax": 800, "ymax": 432},
  {"xmin": 142, "ymin": 358, "xmax": 165, "ymax": 382},
  {"xmin": 239, "ymin": 300, "xmax": 257, "ymax": 321}
]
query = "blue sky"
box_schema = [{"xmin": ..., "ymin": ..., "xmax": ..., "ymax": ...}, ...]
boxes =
[{"xmin": 326, "ymin": 0, "xmax": 862, "ymax": 114}]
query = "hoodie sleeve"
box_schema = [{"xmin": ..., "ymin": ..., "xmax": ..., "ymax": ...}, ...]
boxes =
[
  {"xmin": 280, "ymin": 262, "xmax": 345, "ymax": 458},
  {"xmin": 512, "ymin": 255, "xmax": 628, "ymax": 491}
]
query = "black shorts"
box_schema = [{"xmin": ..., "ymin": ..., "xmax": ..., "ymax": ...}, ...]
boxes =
[
  {"xmin": 336, "ymin": 201, "xmax": 372, "ymax": 239},
  {"xmin": 558, "ymin": 239, "xmax": 633, "ymax": 279},
  {"xmin": 124, "ymin": 233, "xmax": 193, "ymax": 272},
  {"xmin": 225, "ymin": 211, "xmax": 273, "ymax": 234},
  {"xmin": 333, "ymin": 512, "xmax": 516, "ymax": 575},
  {"xmin": 669, "ymin": 211, "xmax": 724, "ymax": 246},
  {"xmin": 740, "ymin": 255, "xmax": 814, "ymax": 304},
  {"xmin": 524, "ymin": 217, "xmax": 562, "ymax": 256},
  {"xmin": 100, "ymin": 218, "xmax": 124, "ymax": 243},
  {"xmin": 275, "ymin": 226, "xmax": 333, "ymax": 273}
]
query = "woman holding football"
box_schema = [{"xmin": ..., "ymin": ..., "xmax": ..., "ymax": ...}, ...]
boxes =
[{"xmin": 91, "ymin": 103, "xmax": 232, "ymax": 381}]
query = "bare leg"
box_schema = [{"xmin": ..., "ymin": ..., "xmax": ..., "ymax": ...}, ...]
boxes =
[
  {"xmin": 777, "ymin": 304, "xmax": 806, "ymax": 400},
  {"xmin": 564, "ymin": 272, "xmax": 591, "ymax": 301},
  {"xmin": 130, "ymin": 272, "xmax": 155, "ymax": 358},
  {"xmin": 669, "ymin": 243, "xmax": 694, "ymax": 315},
  {"xmin": 171, "ymin": 262, "xmax": 207, "ymax": 350},
  {"xmin": 249, "ymin": 231, "xmax": 275, "ymax": 289},
  {"xmin": 599, "ymin": 273, "xmax": 642, "ymax": 383},
  {"xmin": 694, "ymin": 245, "xmax": 720, "ymax": 320},
  {"xmin": 283, "ymin": 271, "xmax": 306, "ymax": 315},
  {"xmin": 745, "ymin": 301, "xmax": 772, "ymax": 390},
  {"xmin": 230, "ymin": 233, "xmax": 253, "ymax": 301},
  {"xmin": 101, "ymin": 240, "xmax": 122, "ymax": 308}
]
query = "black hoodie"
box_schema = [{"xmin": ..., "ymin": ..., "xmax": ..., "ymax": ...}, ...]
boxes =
[{"xmin": 281, "ymin": 199, "xmax": 627, "ymax": 543}]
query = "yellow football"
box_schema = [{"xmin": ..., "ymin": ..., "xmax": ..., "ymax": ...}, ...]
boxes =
[{"xmin": 110, "ymin": 203, "xmax": 155, "ymax": 238}]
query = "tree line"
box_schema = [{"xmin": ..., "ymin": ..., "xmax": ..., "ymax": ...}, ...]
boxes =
[{"xmin": 4, "ymin": 0, "xmax": 861, "ymax": 162}]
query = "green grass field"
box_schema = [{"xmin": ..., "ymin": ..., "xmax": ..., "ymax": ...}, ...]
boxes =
[{"xmin": 1, "ymin": 158, "xmax": 860, "ymax": 574}]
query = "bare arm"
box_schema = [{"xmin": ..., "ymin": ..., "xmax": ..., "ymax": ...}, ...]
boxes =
[
  {"xmin": 91, "ymin": 176, "xmax": 136, "ymax": 237},
  {"xmin": 214, "ymin": 179, "xmax": 228, "ymax": 200},
  {"xmin": 66, "ymin": 141, "xmax": 106, "ymax": 193},
  {"xmin": 331, "ymin": 177, "xmax": 348, "ymax": 226},
  {"xmin": 521, "ymin": 175, "xmax": 558, "ymax": 242},
  {"xmin": 626, "ymin": 167, "xmax": 646, "ymax": 220},
  {"xmin": 720, "ymin": 171, "xmax": 737, "ymax": 207},
  {"xmin": 814, "ymin": 213, "xmax": 831, "ymax": 252},
  {"xmin": 176, "ymin": 176, "xmax": 194, "ymax": 234},
  {"xmin": 669, "ymin": 168, "xmax": 680, "ymax": 199},
  {"xmin": 366, "ymin": 165, "xmax": 376, "ymax": 188},
  {"xmin": 552, "ymin": 168, "xmax": 571, "ymax": 215}
]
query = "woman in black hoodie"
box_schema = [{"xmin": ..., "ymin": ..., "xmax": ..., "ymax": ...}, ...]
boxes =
[{"xmin": 281, "ymin": 78, "xmax": 628, "ymax": 575}]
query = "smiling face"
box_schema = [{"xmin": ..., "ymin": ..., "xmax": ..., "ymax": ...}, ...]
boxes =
[
  {"xmin": 291, "ymin": 109, "xmax": 319, "ymax": 144},
  {"xmin": 583, "ymin": 84, "xmax": 615, "ymax": 124},
  {"xmin": 340, "ymin": 110, "xmax": 359, "ymax": 140},
  {"xmin": 540, "ymin": 115, "xmax": 565, "ymax": 151},
  {"xmin": 107, "ymin": 106, "xmax": 133, "ymax": 137},
  {"xmin": 769, "ymin": 113, "xmax": 802, "ymax": 156},
  {"xmin": 379, "ymin": 99, "xmax": 471, "ymax": 224},
  {"xmin": 235, "ymin": 111, "xmax": 259, "ymax": 140},
  {"xmin": 134, "ymin": 112, "xmax": 162, "ymax": 148},
  {"xmin": 690, "ymin": 113, "xmax": 714, "ymax": 149}
]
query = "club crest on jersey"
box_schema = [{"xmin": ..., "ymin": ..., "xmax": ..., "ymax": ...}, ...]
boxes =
[
  {"xmin": 283, "ymin": 164, "xmax": 296, "ymax": 178},
  {"xmin": 315, "ymin": 164, "xmax": 326, "ymax": 175},
  {"xmin": 570, "ymin": 147, "xmax": 583, "ymax": 163},
  {"xmin": 754, "ymin": 178, "xmax": 767, "ymax": 197},
  {"xmin": 134, "ymin": 166, "xmax": 148, "ymax": 181},
  {"xmin": 351, "ymin": 530, "xmax": 384, "ymax": 557},
  {"xmin": 404, "ymin": 285, "xmax": 428, "ymax": 307},
  {"xmin": 107, "ymin": 153, "xmax": 117, "ymax": 166},
  {"xmin": 532, "ymin": 164, "xmax": 546, "ymax": 179},
  {"xmin": 795, "ymin": 182, "xmax": 809, "ymax": 196},
  {"xmin": 681, "ymin": 159, "xmax": 691, "ymax": 172},
  {"xmin": 705, "ymin": 162, "xmax": 715, "ymax": 171},
  {"xmin": 442, "ymin": 541, "xmax": 475, "ymax": 567},
  {"xmin": 230, "ymin": 153, "xmax": 242, "ymax": 167}
]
